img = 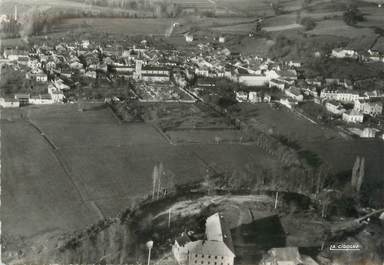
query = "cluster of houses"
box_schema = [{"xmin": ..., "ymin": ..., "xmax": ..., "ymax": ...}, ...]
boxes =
[
  {"xmin": 1, "ymin": 37, "xmax": 383, "ymax": 137},
  {"xmin": 172, "ymin": 212, "xmax": 319, "ymax": 265},
  {"xmin": 321, "ymin": 89, "xmax": 383, "ymax": 123},
  {"xmin": 331, "ymin": 47, "xmax": 384, "ymax": 63}
]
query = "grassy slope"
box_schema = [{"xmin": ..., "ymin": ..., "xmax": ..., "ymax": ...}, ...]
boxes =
[{"xmin": 1, "ymin": 104, "xmax": 281, "ymax": 238}]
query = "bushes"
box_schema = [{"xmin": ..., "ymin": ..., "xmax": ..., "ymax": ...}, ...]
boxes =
[
  {"xmin": 300, "ymin": 17, "xmax": 317, "ymax": 31},
  {"xmin": 343, "ymin": 6, "xmax": 364, "ymax": 26}
]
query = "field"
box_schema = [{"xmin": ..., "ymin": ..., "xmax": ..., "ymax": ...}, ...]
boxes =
[
  {"xmin": 232, "ymin": 103, "xmax": 384, "ymax": 190},
  {"xmin": 358, "ymin": 6, "xmax": 384, "ymax": 30},
  {"xmin": 308, "ymin": 19, "xmax": 377, "ymax": 38},
  {"xmin": 372, "ymin": 37, "xmax": 384, "ymax": 52},
  {"xmin": 1, "ymin": 104, "xmax": 281, "ymax": 238},
  {"xmin": 51, "ymin": 17, "xmax": 176, "ymax": 36}
]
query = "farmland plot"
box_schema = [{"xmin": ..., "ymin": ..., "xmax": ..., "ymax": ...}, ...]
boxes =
[{"xmin": 2, "ymin": 104, "xmax": 281, "ymax": 238}]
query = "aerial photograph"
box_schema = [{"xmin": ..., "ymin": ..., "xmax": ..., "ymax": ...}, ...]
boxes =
[{"xmin": 0, "ymin": 0, "xmax": 383, "ymax": 264}]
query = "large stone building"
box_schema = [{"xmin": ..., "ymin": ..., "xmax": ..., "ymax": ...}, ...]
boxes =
[
  {"xmin": 134, "ymin": 60, "xmax": 170, "ymax": 82},
  {"xmin": 173, "ymin": 213, "xmax": 235, "ymax": 265},
  {"xmin": 320, "ymin": 90, "xmax": 360, "ymax": 103},
  {"xmin": 342, "ymin": 110, "xmax": 364, "ymax": 123},
  {"xmin": 354, "ymin": 99, "xmax": 383, "ymax": 117}
]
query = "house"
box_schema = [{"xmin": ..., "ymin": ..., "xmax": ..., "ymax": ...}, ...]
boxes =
[
  {"xmin": 325, "ymin": 101, "xmax": 346, "ymax": 115},
  {"xmin": 185, "ymin": 34, "xmax": 194, "ymax": 43},
  {"xmin": 236, "ymin": 91, "xmax": 248, "ymax": 102},
  {"xmin": 219, "ymin": 36, "xmax": 226, "ymax": 43},
  {"xmin": 0, "ymin": 98, "xmax": 20, "ymax": 108},
  {"xmin": 285, "ymin": 87, "xmax": 303, "ymax": 102},
  {"xmin": 269, "ymin": 79, "xmax": 286, "ymax": 90},
  {"xmin": 360, "ymin": 128, "xmax": 379, "ymax": 138},
  {"xmin": 17, "ymin": 56, "xmax": 30, "ymax": 66},
  {"xmin": 53, "ymin": 79, "xmax": 70, "ymax": 90},
  {"xmin": 134, "ymin": 60, "xmax": 170, "ymax": 82},
  {"xmin": 81, "ymin": 40, "xmax": 90, "ymax": 49},
  {"xmin": 3, "ymin": 49, "xmax": 28, "ymax": 61},
  {"xmin": 85, "ymin": 70, "xmax": 97, "ymax": 79},
  {"xmin": 48, "ymin": 83, "xmax": 65, "ymax": 103},
  {"xmin": 172, "ymin": 213, "xmax": 235, "ymax": 265},
  {"xmin": 279, "ymin": 98, "xmax": 297, "ymax": 109},
  {"xmin": 264, "ymin": 94, "xmax": 271, "ymax": 103},
  {"xmin": 29, "ymin": 94, "xmax": 54, "ymax": 105},
  {"xmin": 261, "ymin": 247, "xmax": 319, "ymax": 265},
  {"xmin": 342, "ymin": 110, "xmax": 364, "ymax": 123},
  {"xmin": 196, "ymin": 78, "xmax": 216, "ymax": 88},
  {"xmin": 26, "ymin": 72, "xmax": 48, "ymax": 82},
  {"xmin": 235, "ymin": 74, "xmax": 269, "ymax": 86},
  {"xmin": 305, "ymin": 78, "xmax": 322, "ymax": 87},
  {"xmin": 249, "ymin": 91, "xmax": 263, "ymax": 103},
  {"xmin": 353, "ymin": 99, "xmax": 383, "ymax": 117},
  {"xmin": 331, "ymin": 48, "xmax": 358, "ymax": 59},
  {"xmin": 14, "ymin": 94, "xmax": 30, "ymax": 106},
  {"xmin": 276, "ymin": 69, "xmax": 297, "ymax": 81},
  {"xmin": 320, "ymin": 90, "xmax": 360, "ymax": 103},
  {"xmin": 27, "ymin": 59, "xmax": 41, "ymax": 70}
]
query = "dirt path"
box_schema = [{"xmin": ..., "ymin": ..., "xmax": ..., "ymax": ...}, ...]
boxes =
[
  {"xmin": 21, "ymin": 113, "xmax": 102, "ymax": 221},
  {"xmin": 263, "ymin": 23, "xmax": 302, "ymax": 31}
]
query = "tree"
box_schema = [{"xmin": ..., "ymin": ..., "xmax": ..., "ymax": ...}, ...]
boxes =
[
  {"xmin": 152, "ymin": 164, "xmax": 159, "ymax": 199},
  {"xmin": 271, "ymin": 1, "xmax": 284, "ymax": 15},
  {"xmin": 351, "ymin": 156, "xmax": 360, "ymax": 188},
  {"xmin": 300, "ymin": 17, "xmax": 316, "ymax": 30},
  {"xmin": 343, "ymin": 6, "xmax": 364, "ymax": 25},
  {"xmin": 302, "ymin": 0, "xmax": 312, "ymax": 9},
  {"xmin": 356, "ymin": 157, "xmax": 365, "ymax": 192}
]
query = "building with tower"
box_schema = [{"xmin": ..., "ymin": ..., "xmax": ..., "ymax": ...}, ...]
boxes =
[{"xmin": 172, "ymin": 213, "xmax": 235, "ymax": 265}]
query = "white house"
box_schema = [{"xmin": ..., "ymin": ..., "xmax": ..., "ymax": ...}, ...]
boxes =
[
  {"xmin": 285, "ymin": 87, "xmax": 303, "ymax": 102},
  {"xmin": 185, "ymin": 34, "xmax": 194, "ymax": 43},
  {"xmin": 29, "ymin": 94, "xmax": 54, "ymax": 105},
  {"xmin": 173, "ymin": 213, "xmax": 235, "ymax": 265},
  {"xmin": 0, "ymin": 98, "xmax": 20, "ymax": 108},
  {"xmin": 269, "ymin": 79, "xmax": 286, "ymax": 90},
  {"xmin": 320, "ymin": 90, "xmax": 360, "ymax": 103},
  {"xmin": 325, "ymin": 101, "xmax": 346, "ymax": 115},
  {"xmin": 360, "ymin": 128, "xmax": 379, "ymax": 138},
  {"xmin": 26, "ymin": 72, "xmax": 48, "ymax": 82},
  {"xmin": 279, "ymin": 98, "xmax": 297, "ymax": 109},
  {"xmin": 331, "ymin": 48, "xmax": 358, "ymax": 59},
  {"xmin": 354, "ymin": 99, "xmax": 383, "ymax": 117},
  {"xmin": 236, "ymin": 91, "xmax": 248, "ymax": 103},
  {"xmin": 53, "ymin": 79, "xmax": 70, "ymax": 90},
  {"xmin": 248, "ymin": 91, "xmax": 262, "ymax": 103},
  {"xmin": 134, "ymin": 60, "xmax": 170, "ymax": 82},
  {"xmin": 342, "ymin": 110, "xmax": 364, "ymax": 123},
  {"xmin": 81, "ymin": 40, "xmax": 90, "ymax": 49},
  {"xmin": 48, "ymin": 84, "xmax": 65, "ymax": 103},
  {"xmin": 27, "ymin": 59, "xmax": 41, "ymax": 70},
  {"xmin": 264, "ymin": 94, "xmax": 272, "ymax": 103},
  {"xmin": 235, "ymin": 74, "xmax": 269, "ymax": 86}
]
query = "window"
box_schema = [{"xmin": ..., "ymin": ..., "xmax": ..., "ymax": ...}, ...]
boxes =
[
  {"xmin": 194, "ymin": 261, "xmax": 197, "ymax": 264},
  {"xmin": 202, "ymin": 255, "xmax": 204, "ymax": 258},
  {"xmin": 201, "ymin": 261, "xmax": 204, "ymax": 264},
  {"xmin": 215, "ymin": 256, "xmax": 218, "ymax": 259},
  {"xmin": 195, "ymin": 255, "xmax": 198, "ymax": 258}
]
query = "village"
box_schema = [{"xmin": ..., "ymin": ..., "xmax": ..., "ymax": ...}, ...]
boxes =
[
  {"xmin": 1, "ymin": 1, "xmax": 384, "ymax": 264},
  {"xmin": 1, "ymin": 30, "xmax": 384, "ymax": 140}
]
